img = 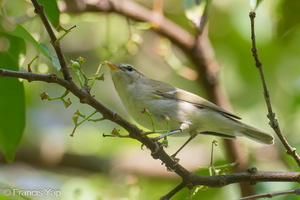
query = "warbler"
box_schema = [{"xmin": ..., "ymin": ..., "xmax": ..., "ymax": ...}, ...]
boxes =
[{"xmin": 105, "ymin": 61, "xmax": 274, "ymax": 156}]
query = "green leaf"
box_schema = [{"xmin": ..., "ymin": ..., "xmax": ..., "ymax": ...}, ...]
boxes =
[
  {"xmin": 40, "ymin": 43, "xmax": 60, "ymax": 70},
  {"xmin": 37, "ymin": 0, "xmax": 60, "ymax": 28},
  {"xmin": 249, "ymin": 0, "xmax": 264, "ymax": 11},
  {"xmin": 277, "ymin": 0, "xmax": 300, "ymax": 37},
  {"xmin": 0, "ymin": 195, "xmax": 17, "ymax": 200},
  {"xmin": 183, "ymin": 0, "xmax": 206, "ymax": 24},
  {"xmin": 0, "ymin": 17, "xmax": 61, "ymax": 70},
  {"xmin": 0, "ymin": 34, "xmax": 26, "ymax": 162},
  {"xmin": 183, "ymin": 0, "xmax": 212, "ymax": 33},
  {"xmin": 0, "ymin": 17, "xmax": 50, "ymax": 59}
]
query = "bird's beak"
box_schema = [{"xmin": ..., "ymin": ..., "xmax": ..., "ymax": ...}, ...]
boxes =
[{"xmin": 105, "ymin": 61, "xmax": 119, "ymax": 71}]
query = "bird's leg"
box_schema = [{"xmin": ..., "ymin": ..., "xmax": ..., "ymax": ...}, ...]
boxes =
[
  {"xmin": 139, "ymin": 110, "xmax": 193, "ymax": 159},
  {"xmin": 149, "ymin": 115, "xmax": 173, "ymax": 157},
  {"xmin": 151, "ymin": 118, "xmax": 183, "ymax": 160},
  {"xmin": 152, "ymin": 130, "xmax": 179, "ymax": 140},
  {"xmin": 155, "ymin": 122, "xmax": 192, "ymax": 163},
  {"xmin": 154, "ymin": 122, "xmax": 190, "ymax": 139},
  {"xmin": 169, "ymin": 123, "xmax": 192, "ymax": 161},
  {"xmin": 171, "ymin": 134, "xmax": 197, "ymax": 160}
]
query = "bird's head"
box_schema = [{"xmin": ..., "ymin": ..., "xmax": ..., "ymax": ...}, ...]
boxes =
[{"xmin": 105, "ymin": 61, "xmax": 146, "ymax": 85}]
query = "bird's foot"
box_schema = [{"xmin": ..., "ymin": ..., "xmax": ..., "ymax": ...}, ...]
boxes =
[
  {"xmin": 150, "ymin": 141, "xmax": 164, "ymax": 159},
  {"xmin": 164, "ymin": 154, "xmax": 180, "ymax": 172},
  {"xmin": 170, "ymin": 153, "xmax": 180, "ymax": 165}
]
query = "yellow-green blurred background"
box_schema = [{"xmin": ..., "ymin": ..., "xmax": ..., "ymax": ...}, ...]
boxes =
[{"xmin": 1, "ymin": 0, "xmax": 300, "ymax": 199}]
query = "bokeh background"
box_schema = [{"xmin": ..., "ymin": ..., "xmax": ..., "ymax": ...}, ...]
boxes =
[{"xmin": 1, "ymin": 0, "xmax": 300, "ymax": 199}]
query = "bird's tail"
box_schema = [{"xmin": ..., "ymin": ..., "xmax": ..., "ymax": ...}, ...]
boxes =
[{"xmin": 235, "ymin": 123, "xmax": 274, "ymax": 145}]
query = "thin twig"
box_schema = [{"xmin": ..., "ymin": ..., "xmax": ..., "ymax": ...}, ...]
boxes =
[
  {"xmin": 160, "ymin": 182, "xmax": 186, "ymax": 200},
  {"xmin": 240, "ymin": 188, "xmax": 300, "ymax": 200},
  {"xmin": 249, "ymin": 12, "xmax": 300, "ymax": 167}
]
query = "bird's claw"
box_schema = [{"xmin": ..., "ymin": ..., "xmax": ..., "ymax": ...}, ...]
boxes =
[
  {"xmin": 164, "ymin": 154, "xmax": 180, "ymax": 172},
  {"xmin": 170, "ymin": 154, "xmax": 180, "ymax": 165},
  {"xmin": 151, "ymin": 141, "xmax": 163, "ymax": 159}
]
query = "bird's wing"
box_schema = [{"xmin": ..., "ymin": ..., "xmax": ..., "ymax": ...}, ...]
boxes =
[{"xmin": 150, "ymin": 80, "xmax": 241, "ymax": 120}]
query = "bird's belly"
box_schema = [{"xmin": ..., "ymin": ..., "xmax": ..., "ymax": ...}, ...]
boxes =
[{"xmin": 124, "ymin": 98, "xmax": 197, "ymax": 134}]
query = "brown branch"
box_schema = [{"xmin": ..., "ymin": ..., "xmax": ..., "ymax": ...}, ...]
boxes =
[
  {"xmin": 240, "ymin": 188, "xmax": 300, "ymax": 200},
  {"xmin": 191, "ymin": 170, "xmax": 300, "ymax": 187},
  {"xmin": 249, "ymin": 11, "xmax": 300, "ymax": 167},
  {"xmin": 160, "ymin": 182, "xmax": 186, "ymax": 200},
  {"xmin": 31, "ymin": 0, "xmax": 72, "ymax": 81}
]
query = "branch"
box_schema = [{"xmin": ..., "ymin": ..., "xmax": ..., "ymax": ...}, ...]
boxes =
[
  {"xmin": 240, "ymin": 188, "xmax": 300, "ymax": 200},
  {"xmin": 160, "ymin": 182, "xmax": 186, "ymax": 200},
  {"xmin": 249, "ymin": 12, "xmax": 300, "ymax": 167},
  {"xmin": 31, "ymin": 0, "xmax": 72, "ymax": 81}
]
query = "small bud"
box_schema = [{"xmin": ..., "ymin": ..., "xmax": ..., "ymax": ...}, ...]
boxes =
[
  {"xmin": 63, "ymin": 98, "xmax": 72, "ymax": 108},
  {"xmin": 56, "ymin": 25, "xmax": 62, "ymax": 31},
  {"xmin": 77, "ymin": 57, "xmax": 86, "ymax": 65},
  {"xmin": 111, "ymin": 128, "xmax": 120, "ymax": 136},
  {"xmin": 72, "ymin": 114, "xmax": 79, "ymax": 125},
  {"xmin": 141, "ymin": 108, "xmax": 147, "ymax": 114},
  {"xmin": 164, "ymin": 115, "xmax": 171, "ymax": 122},
  {"xmin": 39, "ymin": 92, "xmax": 50, "ymax": 100},
  {"xmin": 70, "ymin": 60, "xmax": 80, "ymax": 70},
  {"xmin": 74, "ymin": 110, "xmax": 85, "ymax": 118},
  {"xmin": 141, "ymin": 108, "xmax": 151, "ymax": 115},
  {"xmin": 96, "ymin": 73, "xmax": 105, "ymax": 81}
]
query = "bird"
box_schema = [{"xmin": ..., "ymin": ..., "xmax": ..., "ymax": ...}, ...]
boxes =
[{"xmin": 105, "ymin": 61, "xmax": 274, "ymax": 157}]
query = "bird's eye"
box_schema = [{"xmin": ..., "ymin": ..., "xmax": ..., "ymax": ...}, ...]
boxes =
[{"xmin": 126, "ymin": 66, "xmax": 133, "ymax": 72}]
